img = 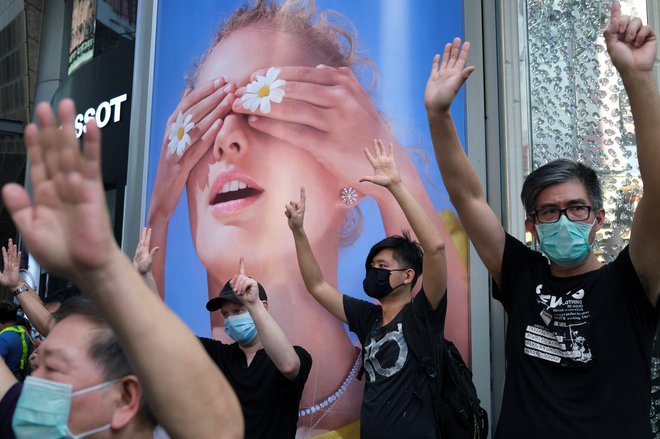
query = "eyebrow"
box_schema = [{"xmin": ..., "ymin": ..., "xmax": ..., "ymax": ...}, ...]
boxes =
[{"xmin": 536, "ymin": 198, "xmax": 589, "ymax": 209}]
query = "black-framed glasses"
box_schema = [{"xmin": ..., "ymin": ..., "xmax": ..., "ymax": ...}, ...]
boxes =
[{"xmin": 532, "ymin": 205, "xmax": 592, "ymax": 224}]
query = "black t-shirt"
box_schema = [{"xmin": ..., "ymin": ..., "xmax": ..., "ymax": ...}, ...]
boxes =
[
  {"xmin": 344, "ymin": 290, "xmax": 446, "ymax": 439},
  {"xmin": 0, "ymin": 382, "xmax": 20, "ymax": 439},
  {"xmin": 493, "ymin": 233, "xmax": 657, "ymax": 439},
  {"xmin": 199, "ymin": 338, "xmax": 311, "ymax": 439}
]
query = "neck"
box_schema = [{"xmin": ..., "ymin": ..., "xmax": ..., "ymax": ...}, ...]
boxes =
[
  {"xmin": 550, "ymin": 252, "xmax": 602, "ymax": 277},
  {"xmin": 380, "ymin": 288, "xmax": 411, "ymax": 325},
  {"xmin": 0, "ymin": 322, "xmax": 13, "ymax": 331}
]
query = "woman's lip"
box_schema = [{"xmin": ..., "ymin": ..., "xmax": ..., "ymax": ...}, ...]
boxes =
[
  {"xmin": 209, "ymin": 172, "xmax": 263, "ymax": 204},
  {"xmin": 208, "ymin": 171, "xmax": 264, "ymax": 216}
]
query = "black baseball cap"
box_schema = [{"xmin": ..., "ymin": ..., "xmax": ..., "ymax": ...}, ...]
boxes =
[{"xmin": 205, "ymin": 280, "xmax": 268, "ymax": 312}]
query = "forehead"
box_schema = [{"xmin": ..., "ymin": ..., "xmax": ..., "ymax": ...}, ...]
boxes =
[
  {"xmin": 371, "ymin": 248, "xmax": 396, "ymax": 264},
  {"xmin": 37, "ymin": 316, "xmax": 101, "ymax": 378},
  {"xmin": 535, "ymin": 180, "xmax": 590, "ymax": 207},
  {"xmin": 196, "ymin": 26, "xmax": 322, "ymax": 87}
]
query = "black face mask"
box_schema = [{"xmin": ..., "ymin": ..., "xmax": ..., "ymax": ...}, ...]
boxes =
[{"xmin": 362, "ymin": 267, "xmax": 407, "ymax": 299}]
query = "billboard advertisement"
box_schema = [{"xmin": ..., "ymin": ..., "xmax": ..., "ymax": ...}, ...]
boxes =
[{"xmin": 145, "ymin": 1, "xmax": 467, "ymax": 436}]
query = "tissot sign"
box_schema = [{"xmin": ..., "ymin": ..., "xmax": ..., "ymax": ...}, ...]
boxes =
[
  {"xmin": 74, "ymin": 93, "xmax": 128, "ymax": 138},
  {"xmin": 52, "ymin": 41, "xmax": 134, "ymax": 184}
]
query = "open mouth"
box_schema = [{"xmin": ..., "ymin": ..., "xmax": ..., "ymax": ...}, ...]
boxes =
[{"xmin": 211, "ymin": 180, "xmax": 262, "ymax": 205}]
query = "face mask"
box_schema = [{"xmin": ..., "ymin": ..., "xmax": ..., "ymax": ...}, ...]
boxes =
[
  {"xmin": 362, "ymin": 267, "xmax": 407, "ymax": 299},
  {"xmin": 224, "ymin": 312, "xmax": 258, "ymax": 345},
  {"xmin": 536, "ymin": 216, "xmax": 595, "ymax": 267},
  {"xmin": 12, "ymin": 375, "xmax": 119, "ymax": 439}
]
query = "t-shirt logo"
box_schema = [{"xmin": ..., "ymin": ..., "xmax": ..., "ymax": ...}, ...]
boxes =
[
  {"xmin": 364, "ymin": 323, "xmax": 409, "ymax": 382},
  {"xmin": 523, "ymin": 284, "xmax": 593, "ymax": 367}
]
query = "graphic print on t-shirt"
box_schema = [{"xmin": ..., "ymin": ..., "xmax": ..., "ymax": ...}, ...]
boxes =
[
  {"xmin": 363, "ymin": 322, "xmax": 409, "ymax": 382},
  {"xmin": 523, "ymin": 283, "xmax": 593, "ymax": 367}
]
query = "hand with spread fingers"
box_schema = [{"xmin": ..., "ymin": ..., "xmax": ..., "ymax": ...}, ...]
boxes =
[{"xmin": 0, "ymin": 239, "xmax": 21, "ymax": 290}]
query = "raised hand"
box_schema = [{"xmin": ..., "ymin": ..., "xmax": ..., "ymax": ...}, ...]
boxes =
[
  {"xmin": 604, "ymin": 1, "xmax": 657, "ymax": 75},
  {"xmin": 133, "ymin": 227, "xmax": 160, "ymax": 275},
  {"xmin": 0, "ymin": 239, "xmax": 21, "ymax": 289},
  {"xmin": 149, "ymin": 78, "xmax": 235, "ymax": 223},
  {"xmin": 231, "ymin": 65, "xmax": 406, "ymax": 201},
  {"xmin": 359, "ymin": 139, "xmax": 401, "ymax": 188},
  {"xmin": 230, "ymin": 257, "xmax": 260, "ymax": 305},
  {"xmin": 2, "ymin": 99, "xmax": 117, "ymax": 276},
  {"xmin": 284, "ymin": 187, "xmax": 306, "ymax": 232},
  {"xmin": 424, "ymin": 37, "xmax": 476, "ymax": 115}
]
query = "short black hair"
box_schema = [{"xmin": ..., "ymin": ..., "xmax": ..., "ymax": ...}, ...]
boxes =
[
  {"xmin": 364, "ymin": 231, "xmax": 423, "ymax": 289},
  {"xmin": 44, "ymin": 285, "xmax": 82, "ymax": 306},
  {"xmin": 0, "ymin": 301, "xmax": 18, "ymax": 324}
]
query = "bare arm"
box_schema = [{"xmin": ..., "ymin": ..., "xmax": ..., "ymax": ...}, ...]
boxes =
[
  {"xmin": 425, "ymin": 38, "xmax": 506, "ymax": 285},
  {"xmin": 360, "ymin": 140, "xmax": 447, "ymax": 309},
  {"xmin": 1, "ymin": 99, "xmax": 243, "ymax": 439},
  {"xmin": 605, "ymin": 3, "xmax": 660, "ymax": 305},
  {"xmin": 232, "ymin": 261, "xmax": 301, "ymax": 380},
  {"xmin": 286, "ymin": 188, "xmax": 347, "ymax": 323},
  {"xmin": 0, "ymin": 240, "xmax": 55, "ymax": 336}
]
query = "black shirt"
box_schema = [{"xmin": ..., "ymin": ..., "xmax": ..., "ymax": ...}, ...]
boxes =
[
  {"xmin": 199, "ymin": 338, "xmax": 311, "ymax": 439},
  {"xmin": 344, "ymin": 290, "xmax": 446, "ymax": 439},
  {"xmin": 494, "ymin": 233, "xmax": 657, "ymax": 439},
  {"xmin": 0, "ymin": 382, "xmax": 20, "ymax": 439}
]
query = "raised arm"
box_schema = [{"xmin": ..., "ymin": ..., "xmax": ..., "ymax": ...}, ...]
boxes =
[
  {"xmin": 604, "ymin": 3, "xmax": 660, "ymax": 305},
  {"xmin": 232, "ymin": 258, "xmax": 302, "ymax": 380},
  {"xmin": 0, "ymin": 240, "xmax": 54, "ymax": 336},
  {"xmin": 360, "ymin": 139, "xmax": 447, "ymax": 309},
  {"xmin": 286, "ymin": 188, "xmax": 347, "ymax": 323},
  {"xmin": 425, "ymin": 38, "xmax": 506, "ymax": 284},
  {"xmin": 1, "ymin": 99, "xmax": 242, "ymax": 439}
]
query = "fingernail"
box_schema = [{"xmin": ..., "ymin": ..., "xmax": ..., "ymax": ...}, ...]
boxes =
[
  {"xmin": 224, "ymin": 83, "xmax": 235, "ymax": 93},
  {"xmin": 248, "ymin": 115, "xmax": 259, "ymax": 123},
  {"xmin": 213, "ymin": 76, "xmax": 224, "ymax": 88}
]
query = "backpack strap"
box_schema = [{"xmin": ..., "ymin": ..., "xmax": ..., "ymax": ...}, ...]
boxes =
[{"xmin": 402, "ymin": 299, "xmax": 444, "ymax": 431}]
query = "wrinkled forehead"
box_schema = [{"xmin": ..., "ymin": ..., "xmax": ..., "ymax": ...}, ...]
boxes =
[
  {"xmin": 195, "ymin": 26, "xmax": 326, "ymax": 88},
  {"xmin": 39, "ymin": 317, "xmax": 98, "ymax": 366}
]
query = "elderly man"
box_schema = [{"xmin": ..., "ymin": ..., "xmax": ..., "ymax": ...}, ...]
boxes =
[{"xmin": 0, "ymin": 98, "xmax": 243, "ymax": 438}]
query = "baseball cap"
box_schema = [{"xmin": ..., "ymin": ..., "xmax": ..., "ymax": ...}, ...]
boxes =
[{"xmin": 205, "ymin": 280, "xmax": 268, "ymax": 312}]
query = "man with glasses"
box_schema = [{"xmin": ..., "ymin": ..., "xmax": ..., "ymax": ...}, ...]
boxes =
[{"xmin": 424, "ymin": 2, "xmax": 659, "ymax": 438}]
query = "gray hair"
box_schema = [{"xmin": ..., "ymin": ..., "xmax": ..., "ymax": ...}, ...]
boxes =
[{"xmin": 521, "ymin": 159, "xmax": 603, "ymax": 216}]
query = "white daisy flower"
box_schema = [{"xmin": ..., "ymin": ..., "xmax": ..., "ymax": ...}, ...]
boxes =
[
  {"xmin": 241, "ymin": 67, "xmax": 286, "ymax": 114},
  {"xmin": 168, "ymin": 111, "xmax": 194, "ymax": 156}
]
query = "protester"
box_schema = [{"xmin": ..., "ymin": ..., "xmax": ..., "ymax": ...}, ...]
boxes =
[
  {"xmin": 0, "ymin": 98, "xmax": 243, "ymax": 438},
  {"xmin": 287, "ymin": 139, "xmax": 449, "ymax": 438},
  {"xmin": 424, "ymin": 3, "xmax": 659, "ymax": 437},
  {"xmin": 134, "ymin": 231, "xmax": 312, "ymax": 439}
]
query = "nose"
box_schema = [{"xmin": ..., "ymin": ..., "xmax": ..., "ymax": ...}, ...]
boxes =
[{"xmin": 212, "ymin": 113, "xmax": 249, "ymax": 162}]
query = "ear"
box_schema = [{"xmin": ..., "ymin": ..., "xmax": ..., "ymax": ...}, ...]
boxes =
[
  {"xmin": 404, "ymin": 268, "xmax": 415, "ymax": 285},
  {"xmin": 110, "ymin": 375, "xmax": 143, "ymax": 430},
  {"xmin": 525, "ymin": 217, "xmax": 539, "ymax": 243},
  {"xmin": 594, "ymin": 207, "xmax": 606, "ymax": 230},
  {"xmin": 261, "ymin": 300, "xmax": 269, "ymax": 311}
]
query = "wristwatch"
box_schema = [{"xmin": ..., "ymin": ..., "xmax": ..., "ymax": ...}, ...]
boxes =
[{"xmin": 11, "ymin": 282, "xmax": 30, "ymax": 298}]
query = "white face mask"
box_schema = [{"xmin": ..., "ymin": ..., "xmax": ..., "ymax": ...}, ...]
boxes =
[{"xmin": 12, "ymin": 375, "xmax": 119, "ymax": 439}]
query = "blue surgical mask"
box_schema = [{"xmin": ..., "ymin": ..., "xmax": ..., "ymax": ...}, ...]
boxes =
[
  {"xmin": 12, "ymin": 375, "xmax": 119, "ymax": 439},
  {"xmin": 224, "ymin": 312, "xmax": 258, "ymax": 345},
  {"xmin": 536, "ymin": 216, "xmax": 595, "ymax": 266}
]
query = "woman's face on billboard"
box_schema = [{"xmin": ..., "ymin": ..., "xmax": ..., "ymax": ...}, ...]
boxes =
[{"xmin": 187, "ymin": 27, "xmax": 346, "ymax": 272}]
